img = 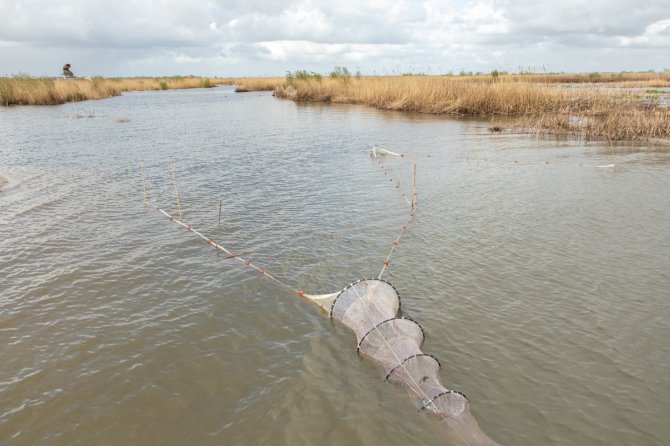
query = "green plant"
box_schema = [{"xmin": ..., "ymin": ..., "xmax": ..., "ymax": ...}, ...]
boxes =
[
  {"xmin": 286, "ymin": 70, "xmax": 323, "ymax": 84},
  {"xmin": 330, "ymin": 66, "xmax": 351, "ymax": 80}
]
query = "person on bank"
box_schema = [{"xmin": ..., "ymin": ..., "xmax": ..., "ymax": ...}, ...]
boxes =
[{"xmin": 62, "ymin": 64, "xmax": 74, "ymax": 78}]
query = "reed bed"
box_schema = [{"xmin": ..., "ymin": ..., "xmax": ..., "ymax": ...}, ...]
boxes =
[
  {"xmin": 0, "ymin": 76, "xmax": 232, "ymax": 106},
  {"xmin": 274, "ymin": 76, "xmax": 670, "ymax": 141},
  {"xmin": 504, "ymin": 71, "xmax": 670, "ymax": 86},
  {"xmin": 109, "ymin": 76, "xmax": 232, "ymax": 91},
  {"xmin": 4, "ymin": 72, "xmax": 668, "ymax": 141},
  {"xmin": 277, "ymin": 76, "xmax": 583, "ymax": 114},
  {"xmin": 233, "ymin": 77, "xmax": 285, "ymax": 92},
  {"xmin": 1, "ymin": 76, "xmax": 118, "ymax": 106}
]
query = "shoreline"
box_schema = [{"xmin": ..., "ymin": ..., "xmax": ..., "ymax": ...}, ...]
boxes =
[
  {"xmin": 4, "ymin": 73, "xmax": 670, "ymax": 143},
  {"xmin": 0, "ymin": 76, "xmax": 237, "ymax": 106},
  {"xmin": 0, "ymin": 76, "xmax": 283, "ymax": 107}
]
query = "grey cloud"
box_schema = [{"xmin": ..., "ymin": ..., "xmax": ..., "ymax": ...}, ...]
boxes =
[
  {"xmin": 499, "ymin": 0, "xmax": 670, "ymax": 41},
  {"xmin": 1, "ymin": 0, "xmax": 668, "ymax": 76},
  {"xmin": 220, "ymin": 13, "xmax": 412, "ymax": 45}
]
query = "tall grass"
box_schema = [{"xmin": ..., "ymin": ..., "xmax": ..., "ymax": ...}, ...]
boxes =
[
  {"xmin": 507, "ymin": 71, "xmax": 670, "ymax": 86},
  {"xmin": 0, "ymin": 76, "xmax": 233, "ymax": 106},
  {"xmin": 233, "ymin": 77, "xmax": 286, "ymax": 92},
  {"xmin": 0, "ymin": 75, "xmax": 121, "ymax": 106},
  {"xmin": 4, "ymin": 72, "xmax": 668, "ymax": 141},
  {"xmin": 274, "ymin": 75, "xmax": 670, "ymax": 141},
  {"xmin": 276, "ymin": 76, "xmax": 585, "ymax": 114}
]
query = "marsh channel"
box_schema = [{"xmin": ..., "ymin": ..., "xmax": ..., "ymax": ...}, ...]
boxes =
[{"xmin": 1, "ymin": 86, "xmax": 669, "ymax": 445}]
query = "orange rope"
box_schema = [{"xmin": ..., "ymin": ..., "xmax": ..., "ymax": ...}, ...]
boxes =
[
  {"xmin": 373, "ymin": 154, "xmax": 416, "ymax": 280},
  {"xmin": 154, "ymin": 205, "xmax": 303, "ymax": 297},
  {"xmin": 149, "ymin": 152, "xmax": 417, "ymax": 294}
]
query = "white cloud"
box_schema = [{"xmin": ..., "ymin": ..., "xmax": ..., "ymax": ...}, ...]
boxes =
[{"xmin": 619, "ymin": 19, "xmax": 670, "ymax": 47}]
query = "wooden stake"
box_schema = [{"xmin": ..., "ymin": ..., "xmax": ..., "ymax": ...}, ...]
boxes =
[
  {"xmin": 215, "ymin": 200, "xmax": 222, "ymax": 256},
  {"xmin": 141, "ymin": 161, "xmax": 148, "ymax": 208},
  {"xmin": 170, "ymin": 161, "xmax": 183, "ymax": 221}
]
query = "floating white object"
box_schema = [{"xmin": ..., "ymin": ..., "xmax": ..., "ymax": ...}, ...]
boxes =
[{"xmin": 371, "ymin": 145, "xmax": 404, "ymax": 158}]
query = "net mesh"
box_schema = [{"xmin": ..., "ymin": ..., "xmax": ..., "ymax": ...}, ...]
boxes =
[
  {"xmin": 358, "ymin": 319, "xmax": 424, "ymax": 371},
  {"xmin": 329, "ymin": 279, "xmax": 400, "ymax": 339},
  {"xmin": 329, "ymin": 279, "xmax": 470, "ymax": 420},
  {"xmin": 150, "ymin": 162, "xmax": 499, "ymax": 445},
  {"xmin": 152, "ymin": 215, "xmax": 499, "ymax": 444}
]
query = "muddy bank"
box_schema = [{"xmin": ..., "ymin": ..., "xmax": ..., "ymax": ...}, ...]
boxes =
[{"xmin": 0, "ymin": 176, "xmax": 7, "ymax": 189}]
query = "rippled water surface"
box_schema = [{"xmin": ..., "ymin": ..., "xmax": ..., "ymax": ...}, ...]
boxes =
[{"xmin": 1, "ymin": 87, "xmax": 669, "ymax": 446}]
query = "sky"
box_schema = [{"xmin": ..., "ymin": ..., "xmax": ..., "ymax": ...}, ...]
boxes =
[{"xmin": 1, "ymin": 0, "xmax": 669, "ymax": 77}]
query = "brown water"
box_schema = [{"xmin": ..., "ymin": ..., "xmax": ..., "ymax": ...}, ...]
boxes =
[{"xmin": 1, "ymin": 87, "xmax": 669, "ymax": 446}]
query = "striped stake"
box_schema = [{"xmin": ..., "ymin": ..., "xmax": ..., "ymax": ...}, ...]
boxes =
[
  {"xmin": 141, "ymin": 161, "xmax": 148, "ymax": 208},
  {"xmin": 411, "ymin": 153, "xmax": 417, "ymax": 213},
  {"xmin": 215, "ymin": 200, "xmax": 222, "ymax": 256},
  {"xmin": 170, "ymin": 161, "xmax": 183, "ymax": 221}
]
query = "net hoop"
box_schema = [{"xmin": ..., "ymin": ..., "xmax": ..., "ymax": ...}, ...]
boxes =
[
  {"xmin": 419, "ymin": 390, "xmax": 469, "ymax": 411},
  {"xmin": 356, "ymin": 317, "xmax": 425, "ymax": 353},
  {"xmin": 385, "ymin": 353, "xmax": 441, "ymax": 380},
  {"xmin": 329, "ymin": 278, "xmax": 402, "ymax": 318}
]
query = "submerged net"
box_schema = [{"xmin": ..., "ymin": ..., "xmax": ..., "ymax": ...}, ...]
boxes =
[
  {"xmin": 149, "ymin": 160, "xmax": 499, "ymax": 445},
  {"xmin": 325, "ymin": 278, "xmax": 469, "ymax": 419}
]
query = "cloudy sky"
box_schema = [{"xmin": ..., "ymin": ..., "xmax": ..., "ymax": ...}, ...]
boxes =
[{"xmin": 1, "ymin": 0, "xmax": 669, "ymax": 77}]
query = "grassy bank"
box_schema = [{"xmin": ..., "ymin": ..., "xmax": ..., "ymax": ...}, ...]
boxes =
[
  {"xmin": 274, "ymin": 73, "xmax": 670, "ymax": 141},
  {"xmin": 233, "ymin": 77, "xmax": 285, "ymax": 92},
  {"xmin": 4, "ymin": 72, "xmax": 669, "ymax": 141},
  {"xmin": 0, "ymin": 76, "xmax": 234, "ymax": 106},
  {"xmin": 470, "ymin": 71, "xmax": 670, "ymax": 86}
]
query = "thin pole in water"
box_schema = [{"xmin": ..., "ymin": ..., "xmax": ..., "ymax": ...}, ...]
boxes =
[
  {"xmin": 141, "ymin": 161, "xmax": 148, "ymax": 208},
  {"xmin": 215, "ymin": 200, "xmax": 222, "ymax": 256},
  {"xmin": 411, "ymin": 153, "xmax": 417, "ymax": 213},
  {"xmin": 170, "ymin": 161, "xmax": 183, "ymax": 221}
]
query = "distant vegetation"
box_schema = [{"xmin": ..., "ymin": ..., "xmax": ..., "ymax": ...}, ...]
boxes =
[
  {"xmin": 0, "ymin": 75, "xmax": 232, "ymax": 106},
  {"xmin": 274, "ymin": 69, "xmax": 670, "ymax": 142},
  {"xmin": 3, "ymin": 70, "xmax": 670, "ymax": 142},
  {"xmin": 233, "ymin": 77, "xmax": 285, "ymax": 92},
  {"xmin": 329, "ymin": 66, "xmax": 351, "ymax": 80}
]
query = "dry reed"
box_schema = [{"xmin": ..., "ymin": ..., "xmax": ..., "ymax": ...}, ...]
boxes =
[
  {"xmin": 0, "ymin": 75, "xmax": 233, "ymax": 106},
  {"xmin": 233, "ymin": 77, "xmax": 286, "ymax": 92},
  {"xmin": 511, "ymin": 71, "xmax": 670, "ymax": 87},
  {"xmin": 4, "ymin": 72, "xmax": 668, "ymax": 141},
  {"xmin": 274, "ymin": 75, "xmax": 670, "ymax": 141}
]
